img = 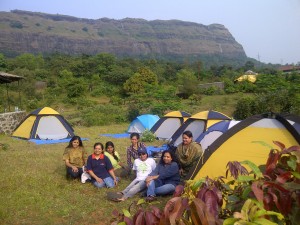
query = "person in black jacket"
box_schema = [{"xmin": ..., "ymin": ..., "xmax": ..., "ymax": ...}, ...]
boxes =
[{"xmin": 145, "ymin": 150, "xmax": 180, "ymax": 202}]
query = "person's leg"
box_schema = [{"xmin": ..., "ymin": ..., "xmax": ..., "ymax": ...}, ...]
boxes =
[
  {"xmin": 146, "ymin": 180, "xmax": 157, "ymax": 197},
  {"xmin": 93, "ymin": 180, "xmax": 106, "ymax": 188},
  {"xmin": 122, "ymin": 180, "xmax": 139, "ymax": 195},
  {"xmin": 67, "ymin": 167, "xmax": 83, "ymax": 179},
  {"xmin": 103, "ymin": 177, "xmax": 115, "ymax": 188},
  {"xmin": 123, "ymin": 180, "xmax": 146, "ymax": 199},
  {"xmin": 154, "ymin": 184, "xmax": 176, "ymax": 196}
]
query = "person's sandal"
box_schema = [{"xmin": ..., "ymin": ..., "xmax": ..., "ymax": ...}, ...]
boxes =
[{"xmin": 145, "ymin": 196, "xmax": 156, "ymax": 202}]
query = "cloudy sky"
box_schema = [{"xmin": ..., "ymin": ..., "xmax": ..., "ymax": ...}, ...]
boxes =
[{"xmin": 1, "ymin": 0, "xmax": 299, "ymax": 65}]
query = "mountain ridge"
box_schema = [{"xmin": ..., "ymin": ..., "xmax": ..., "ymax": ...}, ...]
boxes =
[{"xmin": 0, "ymin": 10, "xmax": 247, "ymax": 64}]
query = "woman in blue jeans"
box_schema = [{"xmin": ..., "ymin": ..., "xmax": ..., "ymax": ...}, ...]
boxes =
[
  {"xmin": 145, "ymin": 150, "xmax": 180, "ymax": 202},
  {"xmin": 86, "ymin": 142, "xmax": 118, "ymax": 188}
]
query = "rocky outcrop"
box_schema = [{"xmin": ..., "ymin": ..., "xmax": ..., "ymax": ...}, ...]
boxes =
[{"xmin": 0, "ymin": 10, "xmax": 247, "ymax": 61}]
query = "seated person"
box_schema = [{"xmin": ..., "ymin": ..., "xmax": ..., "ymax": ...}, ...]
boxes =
[
  {"xmin": 145, "ymin": 150, "xmax": 181, "ymax": 202},
  {"xmin": 63, "ymin": 136, "xmax": 87, "ymax": 179},
  {"xmin": 116, "ymin": 148, "xmax": 156, "ymax": 201},
  {"xmin": 105, "ymin": 141, "xmax": 130, "ymax": 178},
  {"xmin": 127, "ymin": 133, "xmax": 147, "ymax": 169},
  {"xmin": 86, "ymin": 142, "xmax": 118, "ymax": 188},
  {"xmin": 176, "ymin": 130, "xmax": 203, "ymax": 179}
]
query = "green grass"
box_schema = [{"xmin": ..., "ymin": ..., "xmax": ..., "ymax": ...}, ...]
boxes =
[{"xmin": 0, "ymin": 124, "xmax": 167, "ymax": 225}]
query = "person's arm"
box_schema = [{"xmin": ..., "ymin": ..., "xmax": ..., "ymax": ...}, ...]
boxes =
[
  {"xmin": 157, "ymin": 162, "xmax": 179, "ymax": 180},
  {"xmin": 65, "ymin": 159, "xmax": 79, "ymax": 172},
  {"xmin": 126, "ymin": 147, "xmax": 133, "ymax": 169},
  {"xmin": 105, "ymin": 156, "xmax": 118, "ymax": 185},
  {"xmin": 145, "ymin": 164, "xmax": 160, "ymax": 186},
  {"xmin": 109, "ymin": 169, "xmax": 118, "ymax": 186}
]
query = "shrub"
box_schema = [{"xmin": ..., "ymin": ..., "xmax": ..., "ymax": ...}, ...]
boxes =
[
  {"xmin": 141, "ymin": 129, "xmax": 156, "ymax": 142},
  {"xmin": 10, "ymin": 21, "xmax": 23, "ymax": 29},
  {"xmin": 111, "ymin": 141, "xmax": 300, "ymax": 224}
]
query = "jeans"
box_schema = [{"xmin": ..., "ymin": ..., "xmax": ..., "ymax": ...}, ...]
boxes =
[
  {"xmin": 146, "ymin": 179, "xmax": 176, "ymax": 197},
  {"xmin": 122, "ymin": 179, "xmax": 146, "ymax": 199},
  {"xmin": 67, "ymin": 167, "xmax": 83, "ymax": 179},
  {"xmin": 93, "ymin": 176, "xmax": 115, "ymax": 188}
]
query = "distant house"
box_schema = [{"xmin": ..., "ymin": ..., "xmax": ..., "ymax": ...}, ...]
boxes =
[
  {"xmin": 278, "ymin": 65, "xmax": 300, "ymax": 74},
  {"xmin": 234, "ymin": 70, "xmax": 258, "ymax": 83}
]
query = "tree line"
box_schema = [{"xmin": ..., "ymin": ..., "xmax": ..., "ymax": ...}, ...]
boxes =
[{"xmin": 0, "ymin": 53, "xmax": 299, "ymax": 125}]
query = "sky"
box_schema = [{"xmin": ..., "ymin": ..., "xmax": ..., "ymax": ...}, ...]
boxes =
[{"xmin": 1, "ymin": 0, "xmax": 299, "ymax": 65}]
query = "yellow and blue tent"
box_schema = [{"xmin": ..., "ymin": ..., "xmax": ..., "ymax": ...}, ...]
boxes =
[
  {"xmin": 150, "ymin": 111, "xmax": 191, "ymax": 140},
  {"xmin": 187, "ymin": 113, "xmax": 300, "ymax": 180},
  {"xmin": 12, "ymin": 107, "xmax": 74, "ymax": 140},
  {"xmin": 169, "ymin": 110, "xmax": 231, "ymax": 147}
]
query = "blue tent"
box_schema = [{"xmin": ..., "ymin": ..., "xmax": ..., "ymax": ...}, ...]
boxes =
[
  {"xmin": 127, "ymin": 114, "xmax": 160, "ymax": 134},
  {"xmin": 195, "ymin": 120, "xmax": 240, "ymax": 151}
]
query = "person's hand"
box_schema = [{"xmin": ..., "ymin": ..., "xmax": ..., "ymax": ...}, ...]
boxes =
[
  {"xmin": 72, "ymin": 166, "xmax": 78, "ymax": 173},
  {"xmin": 114, "ymin": 178, "xmax": 118, "ymax": 186},
  {"xmin": 95, "ymin": 177, "xmax": 103, "ymax": 183}
]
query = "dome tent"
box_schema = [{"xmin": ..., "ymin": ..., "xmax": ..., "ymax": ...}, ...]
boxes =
[
  {"xmin": 187, "ymin": 113, "xmax": 300, "ymax": 180},
  {"xmin": 168, "ymin": 110, "xmax": 231, "ymax": 147},
  {"xmin": 127, "ymin": 114, "xmax": 160, "ymax": 134},
  {"xmin": 150, "ymin": 111, "xmax": 191, "ymax": 140},
  {"xmin": 12, "ymin": 107, "xmax": 74, "ymax": 140}
]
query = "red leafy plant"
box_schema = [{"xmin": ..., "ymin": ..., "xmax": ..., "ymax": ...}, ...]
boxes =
[{"xmin": 111, "ymin": 141, "xmax": 300, "ymax": 225}]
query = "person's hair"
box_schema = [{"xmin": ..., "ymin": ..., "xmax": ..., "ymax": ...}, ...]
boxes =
[
  {"xmin": 182, "ymin": 130, "xmax": 193, "ymax": 138},
  {"xmin": 94, "ymin": 142, "xmax": 104, "ymax": 153},
  {"xmin": 160, "ymin": 149, "xmax": 179, "ymax": 165},
  {"xmin": 130, "ymin": 132, "xmax": 140, "ymax": 140},
  {"xmin": 105, "ymin": 141, "xmax": 119, "ymax": 161},
  {"xmin": 66, "ymin": 135, "xmax": 83, "ymax": 148}
]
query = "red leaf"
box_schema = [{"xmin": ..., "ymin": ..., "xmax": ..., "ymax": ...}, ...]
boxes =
[
  {"xmin": 263, "ymin": 193, "xmax": 273, "ymax": 210},
  {"xmin": 134, "ymin": 211, "xmax": 146, "ymax": 225},
  {"xmin": 173, "ymin": 184, "xmax": 184, "ymax": 197},
  {"xmin": 251, "ymin": 181, "xmax": 264, "ymax": 202},
  {"xmin": 163, "ymin": 197, "xmax": 187, "ymax": 225},
  {"xmin": 190, "ymin": 198, "xmax": 219, "ymax": 225},
  {"xmin": 203, "ymin": 190, "xmax": 219, "ymax": 218},
  {"xmin": 282, "ymin": 145, "xmax": 300, "ymax": 154},
  {"xmin": 275, "ymin": 171, "xmax": 292, "ymax": 184},
  {"xmin": 265, "ymin": 149, "xmax": 281, "ymax": 176},
  {"xmin": 145, "ymin": 211, "xmax": 159, "ymax": 225},
  {"xmin": 273, "ymin": 141, "xmax": 286, "ymax": 150},
  {"xmin": 124, "ymin": 216, "xmax": 133, "ymax": 225}
]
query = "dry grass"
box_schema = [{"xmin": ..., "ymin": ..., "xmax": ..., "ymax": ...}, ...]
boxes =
[{"xmin": 0, "ymin": 124, "xmax": 167, "ymax": 225}]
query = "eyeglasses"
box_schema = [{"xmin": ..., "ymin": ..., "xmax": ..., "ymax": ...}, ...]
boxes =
[{"xmin": 138, "ymin": 152, "xmax": 147, "ymax": 156}]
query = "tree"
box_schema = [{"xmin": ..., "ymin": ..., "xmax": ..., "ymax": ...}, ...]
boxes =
[
  {"xmin": 176, "ymin": 69, "xmax": 198, "ymax": 98},
  {"xmin": 123, "ymin": 67, "xmax": 158, "ymax": 94}
]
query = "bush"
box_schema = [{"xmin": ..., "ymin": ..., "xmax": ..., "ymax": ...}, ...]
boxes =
[{"xmin": 141, "ymin": 129, "xmax": 156, "ymax": 142}]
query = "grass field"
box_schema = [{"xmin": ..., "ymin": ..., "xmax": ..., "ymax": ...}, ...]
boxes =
[{"xmin": 0, "ymin": 124, "xmax": 168, "ymax": 225}]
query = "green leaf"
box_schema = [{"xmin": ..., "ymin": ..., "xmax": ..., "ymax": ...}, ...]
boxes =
[
  {"xmin": 251, "ymin": 141, "xmax": 273, "ymax": 149},
  {"xmin": 122, "ymin": 209, "xmax": 131, "ymax": 218},
  {"xmin": 242, "ymin": 186, "xmax": 252, "ymax": 199},
  {"xmin": 287, "ymin": 158, "xmax": 297, "ymax": 171},
  {"xmin": 240, "ymin": 160, "xmax": 263, "ymax": 178},
  {"xmin": 117, "ymin": 222, "xmax": 127, "ymax": 225},
  {"xmin": 252, "ymin": 218, "xmax": 278, "ymax": 225},
  {"xmin": 137, "ymin": 198, "xmax": 146, "ymax": 205},
  {"xmin": 191, "ymin": 179, "xmax": 204, "ymax": 191},
  {"xmin": 223, "ymin": 218, "xmax": 239, "ymax": 225},
  {"xmin": 237, "ymin": 175, "xmax": 255, "ymax": 182}
]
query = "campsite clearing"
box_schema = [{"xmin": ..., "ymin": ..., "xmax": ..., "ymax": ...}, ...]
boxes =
[{"xmin": 0, "ymin": 124, "xmax": 167, "ymax": 225}]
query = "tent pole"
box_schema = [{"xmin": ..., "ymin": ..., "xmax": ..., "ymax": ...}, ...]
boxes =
[
  {"xmin": 6, "ymin": 83, "xmax": 10, "ymax": 112},
  {"xmin": 18, "ymin": 80, "xmax": 21, "ymax": 110}
]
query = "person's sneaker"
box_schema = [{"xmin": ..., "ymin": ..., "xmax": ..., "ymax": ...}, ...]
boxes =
[{"xmin": 145, "ymin": 196, "xmax": 156, "ymax": 202}]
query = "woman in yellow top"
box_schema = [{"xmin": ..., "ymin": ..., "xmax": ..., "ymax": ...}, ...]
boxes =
[
  {"xmin": 176, "ymin": 130, "xmax": 203, "ymax": 180},
  {"xmin": 63, "ymin": 136, "xmax": 87, "ymax": 179},
  {"xmin": 105, "ymin": 141, "xmax": 130, "ymax": 178}
]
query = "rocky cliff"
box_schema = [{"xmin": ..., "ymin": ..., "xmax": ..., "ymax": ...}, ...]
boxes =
[{"xmin": 0, "ymin": 10, "xmax": 247, "ymax": 61}]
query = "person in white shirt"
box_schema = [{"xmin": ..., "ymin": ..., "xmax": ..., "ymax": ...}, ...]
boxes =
[{"xmin": 116, "ymin": 148, "xmax": 156, "ymax": 201}]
